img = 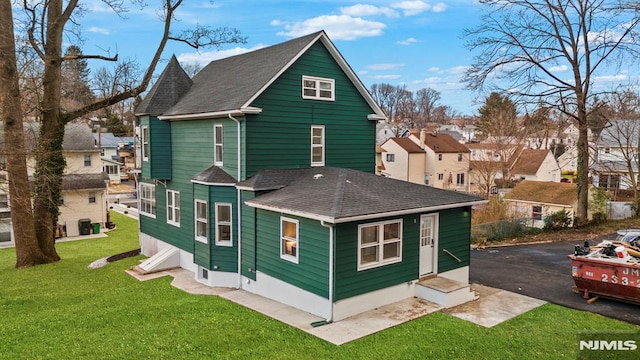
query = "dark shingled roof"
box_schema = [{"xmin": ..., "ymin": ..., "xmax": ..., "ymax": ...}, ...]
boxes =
[
  {"xmin": 422, "ymin": 133, "xmax": 470, "ymax": 153},
  {"xmin": 385, "ymin": 137, "xmax": 424, "ymax": 153},
  {"xmin": 191, "ymin": 166, "xmax": 237, "ymax": 184},
  {"xmin": 161, "ymin": 32, "xmax": 323, "ymax": 117},
  {"xmin": 241, "ymin": 167, "xmax": 484, "ymax": 222},
  {"xmin": 503, "ymin": 180, "xmax": 577, "ymax": 205},
  {"xmin": 135, "ymin": 55, "xmax": 193, "ymax": 115},
  {"xmin": 511, "ymin": 149, "xmax": 550, "ymax": 175},
  {"xmin": 62, "ymin": 123, "xmax": 97, "ymax": 151},
  {"xmin": 62, "ymin": 173, "xmax": 109, "ymax": 190}
]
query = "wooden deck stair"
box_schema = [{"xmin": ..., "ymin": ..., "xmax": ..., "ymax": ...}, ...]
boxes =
[{"xmin": 415, "ymin": 277, "xmax": 477, "ymax": 308}]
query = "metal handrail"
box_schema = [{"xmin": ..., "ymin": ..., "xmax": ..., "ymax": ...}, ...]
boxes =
[{"xmin": 442, "ymin": 248, "xmax": 462, "ymax": 263}]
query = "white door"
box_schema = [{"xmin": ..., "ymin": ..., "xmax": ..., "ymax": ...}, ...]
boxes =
[{"xmin": 419, "ymin": 214, "xmax": 437, "ymax": 276}]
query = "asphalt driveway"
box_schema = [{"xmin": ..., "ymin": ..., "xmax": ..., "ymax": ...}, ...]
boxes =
[{"xmin": 470, "ymin": 238, "xmax": 640, "ymax": 325}]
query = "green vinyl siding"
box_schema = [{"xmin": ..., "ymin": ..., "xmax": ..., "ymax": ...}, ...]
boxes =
[
  {"xmin": 140, "ymin": 116, "xmax": 172, "ymax": 180},
  {"xmin": 333, "ymin": 214, "xmax": 419, "ymax": 301},
  {"xmin": 437, "ymin": 207, "xmax": 472, "ymax": 274},
  {"xmin": 193, "ymin": 185, "xmax": 210, "ymax": 266},
  {"xmin": 240, "ymin": 191, "xmax": 257, "ymax": 280},
  {"xmin": 254, "ymin": 210, "xmax": 329, "ymax": 298},
  {"xmin": 140, "ymin": 118, "xmax": 241, "ymax": 265},
  {"xmin": 245, "ymin": 41, "xmax": 376, "ymax": 176},
  {"xmin": 209, "ymin": 186, "xmax": 237, "ymax": 272}
]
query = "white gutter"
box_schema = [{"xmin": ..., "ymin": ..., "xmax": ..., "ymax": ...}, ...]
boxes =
[
  {"xmin": 243, "ymin": 200, "xmax": 488, "ymax": 224},
  {"xmin": 320, "ymin": 220, "xmax": 334, "ymax": 323},
  {"xmin": 228, "ymin": 113, "xmax": 243, "ymax": 289},
  {"xmin": 158, "ymin": 107, "xmax": 262, "ymax": 121}
]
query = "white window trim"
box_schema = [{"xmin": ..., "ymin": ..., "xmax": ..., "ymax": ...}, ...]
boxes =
[
  {"xmin": 88, "ymin": 191, "xmax": 96, "ymax": 204},
  {"xmin": 302, "ymin": 75, "xmax": 335, "ymax": 101},
  {"xmin": 215, "ymin": 202, "xmax": 233, "ymax": 247},
  {"xmin": 195, "ymin": 200, "xmax": 208, "ymax": 243},
  {"xmin": 214, "ymin": 124, "xmax": 223, "ymax": 166},
  {"xmin": 83, "ymin": 154, "xmax": 92, "ymax": 167},
  {"xmin": 280, "ymin": 217, "xmax": 299, "ymax": 264},
  {"xmin": 142, "ymin": 126, "xmax": 149, "ymax": 162},
  {"xmin": 311, "ymin": 125, "xmax": 325, "ymax": 167},
  {"xmin": 357, "ymin": 219, "xmax": 403, "ymax": 271},
  {"xmin": 166, "ymin": 190, "xmax": 180, "ymax": 227},
  {"xmin": 139, "ymin": 183, "xmax": 156, "ymax": 218}
]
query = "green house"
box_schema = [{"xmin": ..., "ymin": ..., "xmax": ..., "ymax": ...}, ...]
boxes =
[{"xmin": 135, "ymin": 31, "xmax": 485, "ymax": 321}]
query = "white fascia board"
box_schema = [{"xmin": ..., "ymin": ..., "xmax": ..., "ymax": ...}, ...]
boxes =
[
  {"xmin": 158, "ymin": 107, "xmax": 262, "ymax": 121},
  {"xmin": 190, "ymin": 180, "xmax": 236, "ymax": 187},
  {"xmin": 244, "ymin": 199, "xmax": 487, "ymax": 224}
]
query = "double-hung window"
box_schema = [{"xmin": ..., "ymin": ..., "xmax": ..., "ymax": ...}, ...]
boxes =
[
  {"xmin": 195, "ymin": 200, "xmax": 208, "ymax": 243},
  {"xmin": 84, "ymin": 154, "xmax": 92, "ymax": 167},
  {"xmin": 532, "ymin": 205, "xmax": 543, "ymax": 221},
  {"xmin": 302, "ymin": 76, "xmax": 335, "ymax": 101},
  {"xmin": 214, "ymin": 124, "xmax": 223, "ymax": 166},
  {"xmin": 142, "ymin": 126, "xmax": 149, "ymax": 161},
  {"xmin": 166, "ymin": 190, "xmax": 180, "ymax": 227},
  {"xmin": 88, "ymin": 192, "xmax": 96, "ymax": 204},
  {"xmin": 456, "ymin": 173, "xmax": 465, "ymax": 186},
  {"xmin": 139, "ymin": 183, "xmax": 156, "ymax": 217},
  {"xmin": 358, "ymin": 220, "xmax": 402, "ymax": 271},
  {"xmin": 311, "ymin": 125, "xmax": 325, "ymax": 166},
  {"xmin": 280, "ymin": 217, "xmax": 299, "ymax": 263},
  {"xmin": 215, "ymin": 203, "xmax": 232, "ymax": 246}
]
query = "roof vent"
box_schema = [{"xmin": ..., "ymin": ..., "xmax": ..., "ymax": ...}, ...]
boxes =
[{"xmin": 313, "ymin": 174, "xmax": 324, "ymax": 180}]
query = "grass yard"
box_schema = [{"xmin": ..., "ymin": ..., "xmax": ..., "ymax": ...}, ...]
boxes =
[{"xmin": 1, "ymin": 212, "xmax": 638, "ymax": 359}]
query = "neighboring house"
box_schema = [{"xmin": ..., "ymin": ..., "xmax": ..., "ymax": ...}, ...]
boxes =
[
  {"xmin": 379, "ymin": 131, "xmax": 471, "ymax": 191},
  {"xmin": 102, "ymin": 158, "xmax": 123, "ymax": 184},
  {"xmin": 460, "ymin": 124, "xmax": 478, "ymax": 143},
  {"xmin": 418, "ymin": 131, "xmax": 471, "ymax": 191},
  {"xmin": 135, "ymin": 31, "xmax": 485, "ymax": 322},
  {"xmin": 503, "ymin": 180, "xmax": 578, "ymax": 228},
  {"xmin": 0, "ymin": 122, "xmax": 108, "ymax": 243},
  {"xmin": 59, "ymin": 123, "xmax": 109, "ymax": 237},
  {"xmin": 94, "ymin": 132, "xmax": 135, "ymax": 180},
  {"xmin": 467, "ymin": 143, "xmax": 523, "ymax": 195},
  {"xmin": 592, "ymin": 120, "xmax": 639, "ymax": 190},
  {"xmin": 379, "ymin": 137, "xmax": 426, "ymax": 183},
  {"xmin": 375, "ymin": 145, "xmax": 386, "ymax": 176},
  {"xmin": 510, "ymin": 149, "xmax": 560, "ymax": 182}
]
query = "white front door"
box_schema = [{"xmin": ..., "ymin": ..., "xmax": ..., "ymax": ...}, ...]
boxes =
[{"xmin": 419, "ymin": 214, "xmax": 437, "ymax": 276}]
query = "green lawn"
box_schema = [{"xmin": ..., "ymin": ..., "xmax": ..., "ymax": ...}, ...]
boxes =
[{"xmin": 0, "ymin": 212, "xmax": 637, "ymax": 359}]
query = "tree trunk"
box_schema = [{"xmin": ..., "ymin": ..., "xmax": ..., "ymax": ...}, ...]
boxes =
[
  {"xmin": 31, "ymin": 0, "xmax": 65, "ymax": 261},
  {"xmin": 0, "ymin": 0, "xmax": 50, "ymax": 267},
  {"xmin": 575, "ymin": 118, "xmax": 590, "ymax": 226}
]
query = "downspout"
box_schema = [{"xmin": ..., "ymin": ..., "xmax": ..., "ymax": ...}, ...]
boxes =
[
  {"xmin": 320, "ymin": 220, "xmax": 334, "ymax": 324},
  {"xmin": 229, "ymin": 113, "xmax": 243, "ymax": 289}
]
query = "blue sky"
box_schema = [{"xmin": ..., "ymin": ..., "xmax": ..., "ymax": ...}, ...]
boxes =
[{"xmin": 73, "ymin": 0, "xmax": 636, "ymax": 116}]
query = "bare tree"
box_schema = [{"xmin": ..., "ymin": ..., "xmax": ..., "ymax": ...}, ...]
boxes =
[
  {"xmin": 370, "ymin": 83, "xmax": 406, "ymax": 135},
  {"xmin": 4, "ymin": 0, "xmax": 246, "ymax": 267},
  {"xmin": 463, "ymin": 0, "xmax": 640, "ymax": 225}
]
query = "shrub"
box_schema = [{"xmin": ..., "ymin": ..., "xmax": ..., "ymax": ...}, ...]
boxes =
[{"xmin": 543, "ymin": 209, "xmax": 572, "ymax": 230}]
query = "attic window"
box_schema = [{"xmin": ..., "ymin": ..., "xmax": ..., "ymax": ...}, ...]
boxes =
[{"xmin": 302, "ymin": 76, "xmax": 334, "ymax": 101}]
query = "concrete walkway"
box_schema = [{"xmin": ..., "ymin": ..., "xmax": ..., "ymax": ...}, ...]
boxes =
[{"xmin": 126, "ymin": 268, "xmax": 546, "ymax": 345}]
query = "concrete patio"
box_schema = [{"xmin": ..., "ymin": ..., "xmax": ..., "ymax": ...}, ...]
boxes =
[{"xmin": 126, "ymin": 268, "xmax": 546, "ymax": 345}]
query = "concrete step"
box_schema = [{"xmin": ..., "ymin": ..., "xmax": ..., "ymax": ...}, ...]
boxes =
[{"xmin": 415, "ymin": 277, "xmax": 477, "ymax": 308}]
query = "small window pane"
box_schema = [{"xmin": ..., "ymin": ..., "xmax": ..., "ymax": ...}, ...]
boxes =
[
  {"xmin": 304, "ymin": 80, "xmax": 316, "ymax": 88},
  {"xmin": 361, "ymin": 226, "xmax": 378, "ymax": 244},
  {"xmin": 319, "ymin": 90, "xmax": 332, "ymax": 98},
  {"xmin": 303, "ymin": 88, "xmax": 316, "ymax": 97},
  {"xmin": 319, "ymin": 81, "xmax": 332, "ymax": 90},
  {"xmin": 383, "ymin": 222, "xmax": 399, "ymax": 240},
  {"xmin": 361, "ymin": 246, "xmax": 378, "ymax": 264},
  {"xmin": 197, "ymin": 222, "xmax": 207, "ymax": 238},
  {"xmin": 218, "ymin": 224, "xmax": 231, "ymax": 241},
  {"xmin": 312, "ymin": 147, "xmax": 323, "ymax": 162},
  {"xmin": 282, "ymin": 221, "xmax": 297, "ymax": 238},
  {"xmin": 383, "ymin": 242, "xmax": 400, "ymax": 259},
  {"xmin": 218, "ymin": 205, "xmax": 230, "ymax": 222}
]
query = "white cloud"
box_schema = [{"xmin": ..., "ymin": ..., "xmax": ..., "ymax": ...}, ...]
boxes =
[
  {"xmin": 549, "ymin": 65, "xmax": 568, "ymax": 72},
  {"xmin": 275, "ymin": 15, "xmax": 386, "ymax": 40},
  {"xmin": 372, "ymin": 74, "xmax": 402, "ymax": 80},
  {"xmin": 177, "ymin": 44, "xmax": 266, "ymax": 64},
  {"xmin": 428, "ymin": 67, "xmax": 441, "ymax": 73},
  {"xmin": 397, "ymin": 37, "xmax": 417, "ymax": 45},
  {"xmin": 432, "ymin": 2, "xmax": 447, "ymax": 13},
  {"xmin": 367, "ymin": 63, "xmax": 405, "ymax": 70},
  {"xmin": 391, "ymin": 1, "xmax": 431, "ymax": 16},
  {"xmin": 88, "ymin": 26, "xmax": 110, "ymax": 35},
  {"xmin": 340, "ymin": 4, "xmax": 399, "ymax": 18}
]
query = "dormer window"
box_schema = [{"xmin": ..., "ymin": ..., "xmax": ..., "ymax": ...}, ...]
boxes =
[{"xmin": 302, "ymin": 76, "xmax": 334, "ymax": 101}]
